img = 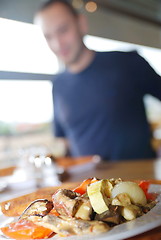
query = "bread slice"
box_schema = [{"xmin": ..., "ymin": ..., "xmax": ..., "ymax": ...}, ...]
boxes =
[{"xmin": 0, "ymin": 182, "xmax": 79, "ymax": 217}]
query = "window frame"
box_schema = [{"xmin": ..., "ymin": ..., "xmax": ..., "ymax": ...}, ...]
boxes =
[{"xmin": 0, "ymin": 71, "xmax": 54, "ymax": 81}]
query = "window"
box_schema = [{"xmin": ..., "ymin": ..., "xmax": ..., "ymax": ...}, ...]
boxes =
[
  {"xmin": 0, "ymin": 18, "xmax": 59, "ymax": 74},
  {"xmin": 0, "ymin": 80, "xmax": 53, "ymax": 135},
  {"xmin": 0, "ymin": 18, "xmax": 59, "ymax": 137}
]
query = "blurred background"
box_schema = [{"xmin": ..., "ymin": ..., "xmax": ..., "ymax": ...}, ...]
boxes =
[{"xmin": 0, "ymin": 0, "xmax": 161, "ymax": 166}]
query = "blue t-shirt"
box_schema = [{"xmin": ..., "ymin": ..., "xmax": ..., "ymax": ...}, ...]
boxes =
[{"xmin": 52, "ymin": 51, "xmax": 161, "ymax": 161}]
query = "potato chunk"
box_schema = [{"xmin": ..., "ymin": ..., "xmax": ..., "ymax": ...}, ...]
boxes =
[
  {"xmin": 121, "ymin": 205, "xmax": 142, "ymax": 220},
  {"xmin": 75, "ymin": 197, "xmax": 93, "ymax": 220}
]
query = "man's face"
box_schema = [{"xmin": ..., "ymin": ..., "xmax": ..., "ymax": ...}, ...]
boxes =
[{"xmin": 36, "ymin": 3, "xmax": 86, "ymax": 66}]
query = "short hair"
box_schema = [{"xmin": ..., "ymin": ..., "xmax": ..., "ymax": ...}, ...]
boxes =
[{"xmin": 38, "ymin": 0, "xmax": 79, "ymax": 17}]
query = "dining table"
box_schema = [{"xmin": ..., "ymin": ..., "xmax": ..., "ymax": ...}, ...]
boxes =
[{"xmin": 1, "ymin": 156, "xmax": 161, "ymax": 240}]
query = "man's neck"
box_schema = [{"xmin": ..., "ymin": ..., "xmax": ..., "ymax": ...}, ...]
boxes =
[{"xmin": 67, "ymin": 48, "xmax": 95, "ymax": 73}]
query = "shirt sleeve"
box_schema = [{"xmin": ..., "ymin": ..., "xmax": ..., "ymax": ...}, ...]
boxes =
[{"xmin": 134, "ymin": 52, "xmax": 161, "ymax": 100}]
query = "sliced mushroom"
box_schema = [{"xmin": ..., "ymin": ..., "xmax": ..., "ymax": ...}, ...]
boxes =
[
  {"xmin": 95, "ymin": 205, "xmax": 121, "ymax": 224},
  {"xmin": 141, "ymin": 201, "xmax": 156, "ymax": 213},
  {"xmin": 52, "ymin": 189, "xmax": 82, "ymax": 217},
  {"xmin": 19, "ymin": 199, "xmax": 53, "ymax": 219}
]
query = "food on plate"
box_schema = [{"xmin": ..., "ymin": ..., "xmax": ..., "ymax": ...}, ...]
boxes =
[
  {"xmin": 31, "ymin": 214, "xmax": 110, "ymax": 236},
  {"xmin": 1, "ymin": 219, "xmax": 54, "ymax": 239},
  {"xmin": 1, "ymin": 178, "xmax": 157, "ymax": 239},
  {"xmin": 19, "ymin": 199, "xmax": 53, "ymax": 219},
  {"xmin": 111, "ymin": 181, "xmax": 147, "ymax": 205},
  {"xmin": 0, "ymin": 182, "xmax": 79, "ymax": 217},
  {"xmin": 52, "ymin": 189, "xmax": 82, "ymax": 217},
  {"xmin": 87, "ymin": 179, "xmax": 113, "ymax": 214},
  {"xmin": 138, "ymin": 180, "xmax": 157, "ymax": 201}
]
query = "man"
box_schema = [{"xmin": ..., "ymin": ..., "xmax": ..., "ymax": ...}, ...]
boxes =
[{"xmin": 35, "ymin": 0, "xmax": 161, "ymax": 161}]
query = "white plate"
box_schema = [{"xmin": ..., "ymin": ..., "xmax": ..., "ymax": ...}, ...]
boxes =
[{"xmin": 0, "ymin": 184, "xmax": 161, "ymax": 240}]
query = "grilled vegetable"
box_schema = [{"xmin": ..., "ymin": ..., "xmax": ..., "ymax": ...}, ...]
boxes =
[
  {"xmin": 112, "ymin": 193, "xmax": 131, "ymax": 206},
  {"xmin": 112, "ymin": 181, "xmax": 147, "ymax": 205},
  {"xmin": 73, "ymin": 178, "xmax": 98, "ymax": 195},
  {"xmin": 95, "ymin": 205, "xmax": 121, "ymax": 224},
  {"xmin": 141, "ymin": 201, "xmax": 157, "ymax": 213},
  {"xmin": 139, "ymin": 180, "xmax": 157, "ymax": 201},
  {"xmin": 87, "ymin": 179, "xmax": 113, "ymax": 214}
]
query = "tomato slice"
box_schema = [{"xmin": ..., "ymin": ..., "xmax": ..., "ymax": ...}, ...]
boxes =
[
  {"xmin": 73, "ymin": 177, "xmax": 98, "ymax": 195},
  {"xmin": 138, "ymin": 180, "xmax": 157, "ymax": 201},
  {"xmin": 1, "ymin": 219, "xmax": 53, "ymax": 239}
]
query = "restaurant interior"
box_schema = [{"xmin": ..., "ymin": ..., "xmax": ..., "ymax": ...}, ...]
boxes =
[{"xmin": 0, "ymin": 0, "xmax": 161, "ymax": 239}]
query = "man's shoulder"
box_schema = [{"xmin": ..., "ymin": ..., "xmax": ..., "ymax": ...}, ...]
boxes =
[
  {"xmin": 97, "ymin": 50, "xmax": 139, "ymax": 59},
  {"xmin": 98, "ymin": 51, "xmax": 143, "ymax": 67},
  {"xmin": 52, "ymin": 70, "xmax": 68, "ymax": 82}
]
